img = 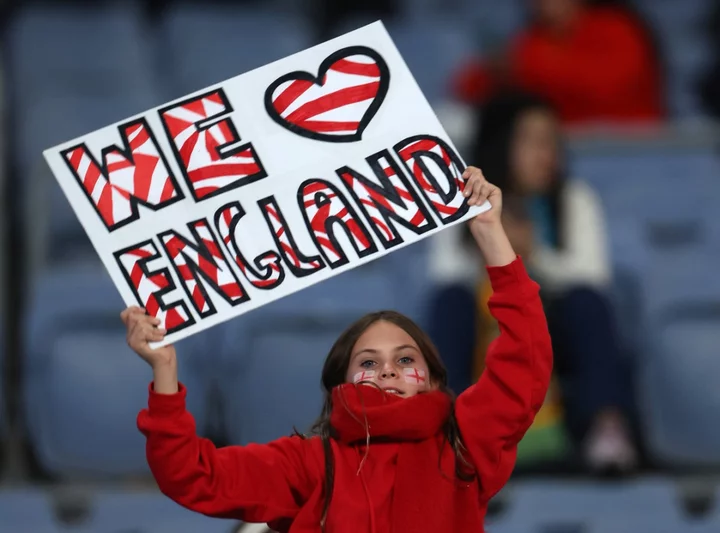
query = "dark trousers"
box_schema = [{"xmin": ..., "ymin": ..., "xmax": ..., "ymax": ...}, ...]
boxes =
[
  {"xmin": 427, "ymin": 284, "xmax": 638, "ymax": 445},
  {"xmin": 547, "ymin": 287, "xmax": 638, "ymax": 443}
]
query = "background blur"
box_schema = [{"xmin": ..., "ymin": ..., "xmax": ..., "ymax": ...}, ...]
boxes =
[{"xmin": 1, "ymin": 0, "xmax": 720, "ymax": 532}]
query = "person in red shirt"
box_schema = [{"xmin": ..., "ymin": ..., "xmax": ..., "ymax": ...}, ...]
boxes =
[
  {"xmin": 452, "ymin": 0, "xmax": 666, "ymax": 125},
  {"xmin": 124, "ymin": 167, "xmax": 553, "ymax": 533}
]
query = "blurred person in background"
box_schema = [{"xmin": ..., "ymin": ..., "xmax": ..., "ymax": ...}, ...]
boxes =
[
  {"xmin": 451, "ymin": 0, "xmax": 665, "ymax": 126},
  {"xmin": 438, "ymin": 91, "xmax": 640, "ymax": 475},
  {"xmin": 474, "ymin": 91, "xmax": 640, "ymax": 474}
]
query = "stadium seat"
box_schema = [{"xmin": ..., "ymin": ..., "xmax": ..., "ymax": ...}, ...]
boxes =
[
  {"xmin": 75, "ymin": 490, "xmax": 235, "ymax": 533},
  {"xmin": 384, "ymin": 19, "xmax": 477, "ymax": 105},
  {"xmin": 7, "ymin": 2, "xmax": 152, "ymax": 95},
  {"xmin": 160, "ymin": 4, "xmax": 314, "ymax": 97},
  {"xmin": 219, "ymin": 320, "xmax": 335, "ymax": 444},
  {"xmin": 571, "ymin": 149, "xmax": 720, "ymax": 288},
  {"xmin": 0, "ymin": 489, "xmax": 63, "ymax": 533},
  {"xmin": 637, "ymin": 253, "xmax": 720, "ymax": 465},
  {"xmin": 492, "ymin": 478, "xmax": 704, "ymax": 533},
  {"xmin": 22, "ymin": 261, "xmax": 209, "ymax": 479},
  {"xmin": 10, "ymin": 2, "xmax": 164, "ymax": 274}
]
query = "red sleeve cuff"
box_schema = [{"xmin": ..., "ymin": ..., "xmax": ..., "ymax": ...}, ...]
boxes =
[
  {"xmin": 485, "ymin": 255, "xmax": 532, "ymax": 291},
  {"xmin": 147, "ymin": 381, "xmax": 187, "ymax": 416}
]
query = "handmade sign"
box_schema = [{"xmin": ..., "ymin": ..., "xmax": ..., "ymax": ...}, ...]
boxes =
[{"xmin": 43, "ymin": 21, "xmax": 489, "ymax": 347}]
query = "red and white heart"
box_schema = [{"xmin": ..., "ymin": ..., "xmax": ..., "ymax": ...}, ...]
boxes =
[{"xmin": 264, "ymin": 46, "xmax": 390, "ymax": 143}]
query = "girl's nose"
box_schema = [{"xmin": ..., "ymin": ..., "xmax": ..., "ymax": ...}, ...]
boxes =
[{"xmin": 380, "ymin": 365, "xmax": 398, "ymax": 379}]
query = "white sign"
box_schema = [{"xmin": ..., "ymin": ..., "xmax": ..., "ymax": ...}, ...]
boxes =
[{"xmin": 43, "ymin": 21, "xmax": 489, "ymax": 347}]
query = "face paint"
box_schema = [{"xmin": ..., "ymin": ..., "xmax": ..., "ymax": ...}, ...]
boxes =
[
  {"xmin": 353, "ymin": 370, "xmax": 376, "ymax": 384},
  {"xmin": 403, "ymin": 367, "xmax": 426, "ymax": 385}
]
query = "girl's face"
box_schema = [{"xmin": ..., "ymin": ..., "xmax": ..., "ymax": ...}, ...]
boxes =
[
  {"xmin": 510, "ymin": 108, "xmax": 561, "ymax": 194},
  {"xmin": 344, "ymin": 320, "xmax": 436, "ymax": 398}
]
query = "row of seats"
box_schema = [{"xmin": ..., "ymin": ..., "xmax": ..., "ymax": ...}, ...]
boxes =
[
  {"xmin": 17, "ymin": 143, "xmax": 720, "ymax": 479},
  {"xmin": 572, "ymin": 147, "xmax": 720, "ymax": 467},
  {"xmin": 2, "ymin": 478, "xmax": 720, "ymax": 532}
]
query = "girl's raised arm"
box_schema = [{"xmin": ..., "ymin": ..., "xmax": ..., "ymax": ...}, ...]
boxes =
[
  {"xmin": 123, "ymin": 307, "xmax": 318, "ymax": 524},
  {"xmin": 454, "ymin": 169, "xmax": 553, "ymax": 501}
]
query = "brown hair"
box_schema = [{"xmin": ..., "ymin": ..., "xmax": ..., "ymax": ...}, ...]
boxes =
[{"xmin": 299, "ymin": 310, "xmax": 475, "ymax": 530}]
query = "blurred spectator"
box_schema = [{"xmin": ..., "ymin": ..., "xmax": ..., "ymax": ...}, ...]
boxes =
[
  {"xmin": 474, "ymin": 91, "xmax": 640, "ymax": 474},
  {"xmin": 436, "ymin": 91, "xmax": 642, "ymax": 475},
  {"xmin": 698, "ymin": 1, "xmax": 720, "ymax": 119},
  {"xmin": 451, "ymin": 0, "xmax": 665, "ymax": 125}
]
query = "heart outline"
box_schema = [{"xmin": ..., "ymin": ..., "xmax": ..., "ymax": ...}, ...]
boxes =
[{"xmin": 264, "ymin": 45, "xmax": 391, "ymax": 143}]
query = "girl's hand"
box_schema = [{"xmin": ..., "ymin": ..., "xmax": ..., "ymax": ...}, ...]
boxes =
[
  {"xmin": 462, "ymin": 166, "xmax": 516, "ymax": 266},
  {"xmin": 462, "ymin": 166, "xmax": 503, "ymax": 229},
  {"xmin": 120, "ymin": 306, "xmax": 176, "ymax": 369}
]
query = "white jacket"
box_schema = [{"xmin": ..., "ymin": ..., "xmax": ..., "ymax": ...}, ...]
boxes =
[{"xmin": 428, "ymin": 179, "xmax": 612, "ymax": 293}]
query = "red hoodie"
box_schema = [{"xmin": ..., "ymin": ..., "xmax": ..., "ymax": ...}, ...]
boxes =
[{"xmin": 137, "ymin": 257, "xmax": 553, "ymax": 532}]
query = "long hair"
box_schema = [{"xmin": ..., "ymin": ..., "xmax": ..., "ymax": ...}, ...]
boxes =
[
  {"xmin": 467, "ymin": 90, "xmax": 568, "ymax": 250},
  {"xmin": 301, "ymin": 310, "xmax": 474, "ymax": 530}
]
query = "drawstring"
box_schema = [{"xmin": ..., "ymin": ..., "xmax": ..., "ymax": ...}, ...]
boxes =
[
  {"xmin": 338, "ymin": 384, "xmax": 374, "ymax": 475},
  {"xmin": 339, "ymin": 385, "xmax": 376, "ymax": 531},
  {"xmin": 355, "ymin": 386, "xmax": 371, "ymax": 476},
  {"xmin": 356, "ymin": 447, "xmax": 377, "ymax": 533}
]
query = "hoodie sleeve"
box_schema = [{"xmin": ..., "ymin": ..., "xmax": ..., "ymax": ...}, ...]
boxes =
[
  {"xmin": 454, "ymin": 256, "xmax": 553, "ymax": 501},
  {"xmin": 137, "ymin": 383, "xmax": 317, "ymax": 523}
]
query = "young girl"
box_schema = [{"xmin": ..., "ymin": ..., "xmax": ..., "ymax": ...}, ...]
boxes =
[{"xmin": 122, "ymin": 167, "xmax": 553, "ymax": 533}]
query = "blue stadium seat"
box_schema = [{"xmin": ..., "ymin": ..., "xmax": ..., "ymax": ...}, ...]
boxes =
[
  {"xmin": 217, "ymin": 261, "xmax": 402, "ymax": 444},
  {"xmin": 0, "ymin": 489, "xmax": 63, "ymax": 533},
  {"xmin": 571, "ymin": 150, "xmax": 720, "ymax": 271},
  {"xmin": 457, "ymin": 0, "xmax": 525, "ymax": 43},
  {"xmin": 9, "ymin": 2, "xmax": 158, "ymax": 159},
  {"xmin": 572, "ymin": 151, "xmax": 720, "ymax": 223},
  {"xmin": 219, "ymin": 321, "xmax": 334, "ymax": 444},
  {"xmin": 19, "ymin": 91, "xmax": 163, "ymax": 273},
  {"xmin": 384, "ymin": 19, "xmax": 477, "ymax": 104},
  {"xmin": 637, "ymin": 252, "xmax": 720, "ymax": 466},
  {"xmin": 493, "ymin": 479, "xmax": 699, "ymax": 533},
  {"xmin": 160, "ymin": 5, "xmax": 314, "ymax": 97},
  {"xmin": 8, "ymin": 2, "xmax": 153, "ymax": 95},
  {"xmin": 10, "ymin": 3, "xmax": 164, "ymax": 273},
  {"xmin": 76, "ymin": 490, "xmax": 235, "ymax": 533},
  {"xmin": 22, "ymin": 261, "xmax": 209, "ymax": 479}
]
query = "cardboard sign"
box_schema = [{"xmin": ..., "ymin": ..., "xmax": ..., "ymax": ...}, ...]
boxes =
[{"xmin": 43, "ymin": 21, "xmax": 489, "ymax": 347}]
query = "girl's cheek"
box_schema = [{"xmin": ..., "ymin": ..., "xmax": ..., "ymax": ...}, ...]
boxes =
[
  {"xmin": 403, "ymin": 368, "xmax": 427, "ymax": 385},
  {"xmin": 353, "ymin": 370, "xmax": 376, "ymax": 384}
]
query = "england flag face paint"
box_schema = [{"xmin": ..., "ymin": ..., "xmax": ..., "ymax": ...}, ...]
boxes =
[
  {"xmin": 353, "ymin": 370, "xmax": 376, "ymax": 384},
  {"xmin": 403, "ymin": 367, "xmax": 426, "ymax": 385}
]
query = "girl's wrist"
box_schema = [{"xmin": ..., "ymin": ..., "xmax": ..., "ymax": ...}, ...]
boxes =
[{"xmin": 470, "ymin": 222, "xmax": 516, "ymax": 267}]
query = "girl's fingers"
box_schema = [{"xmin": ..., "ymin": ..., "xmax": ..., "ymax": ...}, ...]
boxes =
[
  {"xmin": 468, "ymin": 178, "xmax": 490, "ymax": 206},
  {"xmin": 147, "ymin": 328, "xmax": 167, "ymax": 342},
  {"xmin": 462, "ymin": 175, "xmax": 476, "ymax": 198}
]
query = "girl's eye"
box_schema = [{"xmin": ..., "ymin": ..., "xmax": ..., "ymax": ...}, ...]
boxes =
[
  {"xmin": 360, "ymin": 360, "xmax": 375, "ymax": 368},
  {"xmin": 398, "ymin": 356, "xmax": 414, "ymax": 365}
]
